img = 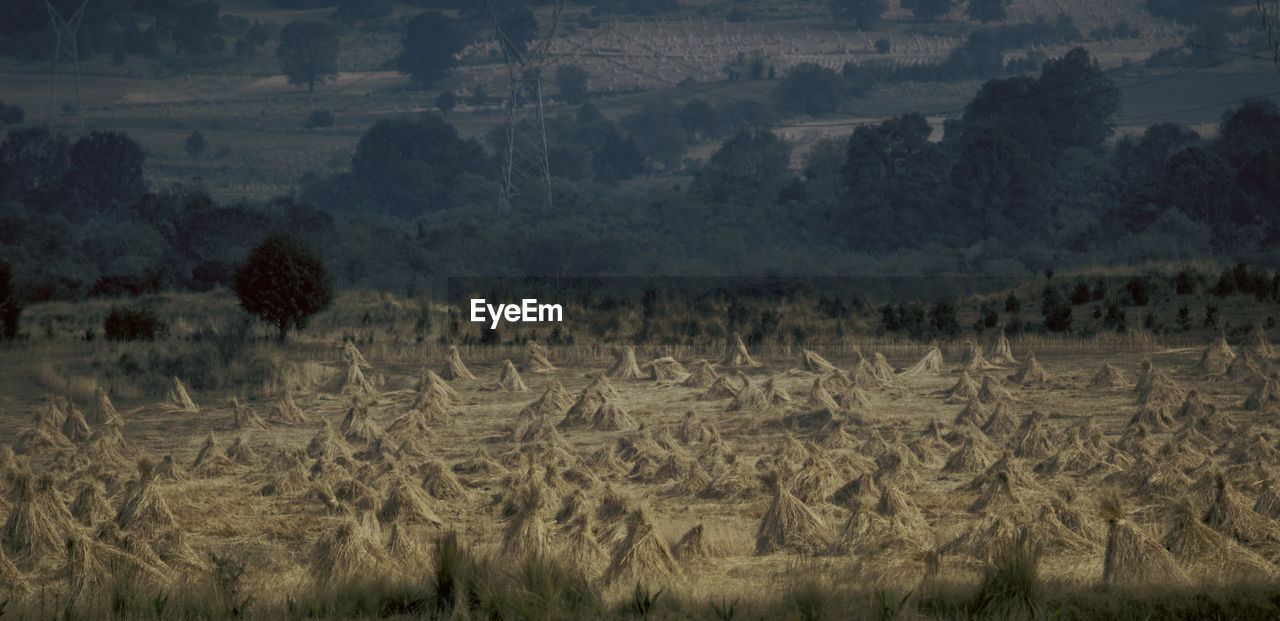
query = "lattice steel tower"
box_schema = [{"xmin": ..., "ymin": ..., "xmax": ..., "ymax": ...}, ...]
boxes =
[
  {"xmin": 487, "ymin": 0, "xmax": 566, "ymax": 210},
  {"xmin": 46, "ymin": 0, "xmax": 89, "ymax": 124}
]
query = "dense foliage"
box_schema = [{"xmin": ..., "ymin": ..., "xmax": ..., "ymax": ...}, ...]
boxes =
[{"xmin": 232, "ymin": 233, "xmax": 333, "ymax": 341}]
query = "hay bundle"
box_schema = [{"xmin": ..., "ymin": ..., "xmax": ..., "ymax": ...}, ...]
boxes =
[
  {"xmin": 1255, "ymin": 480, "xmax": 1280, "ymax": 519},
  {"xmin": 523, "ymin": 340, "xmax": 557, "ymax": 373},
  {"xmin": 806, "ymin": 377, "xmax": 840, "ymax": 412},
  {"xmin": 721, "ymin": 333, "xmax": 759, "ymax": 367},
  {"xmin": 763, "ymin": 377, "xmax": 791, "ymax": 406},
  {"xmin": 340, "ymin": 361, "xmax": 378, "ymax": 400},
  {"xmin": 938, "ymin": 371, "xmax": 979, "ymax": 403},
  {"xmin": 755, "ymin": 472, "xmax": 829, "ymax": 555},
  {"xmin": 837, "ymin": 384, "xmax": 873, "ymax": 413},
  {"xmin": 1025, "ymin": 504, "xmax": 1093, "ymax": 554},
  {"xmin": 440, "ymin": 345, "xmax": 476, "ymax": 381},
  {"xmin": 1034, "ymin": 437, "xmax": 1103, "ymax": 477},
  {"xmin": 559, "ymin": 391, "xmax": 603, "ymax": 429},
  {"xmin": 386, "ymin": 409, "xmax": 433, "ymax": 439},
  {"xmin": 268, "ymin": 390, "xmax": 308, "ymax": 425},
  {"xmin": 415, "ymin": 460, "xmax": 465, "ymax": 501},
  {"xmin": 258, "ymin": 450, "xmax": 311, "ymax": 496},
  {"xmin": 940, "ymin": 514, "xmax": 1019, "ymax": 562},
  {"xmin": 605, "ymin": 509, "xmax": 680, "ymax": 584},
  {"xmin": 646, "ymin": 356, "xmax": 687, "ymax": 382},
  {"xmin": 968, "ymin": 470, "xmax": 1022, "ymax": 515},
  {"xmin": 801, "ymin": 349, "xmax": 838, "ymax": 374},
  {"xmin": 959, "ymin": 340, "xmax": 998, "ymax": 373},
  {"xmin": 1136, "ymin": 460, "xmax": 1192, "ymax": 498},
  {"xmin": 311, "ymin": 513, "xmax": 388, "ymax": 584},
  {"xmin": 900, "ymin": 346, "xmax": 943, "ymax": 377},
  {"xmin": 583, "ymin": 374, "xmax": 620, "ymax": 401},
  {"xmin": 1203, "ymin": 473, "xmax": 1278, "ymax": 545},
  {"xmin": 989, "ymin": 329, "xmax": 1017, "ymax": 365},
  {"xmin": 1008, "ymin": 352, "xmax": 1049, "ymax": 385},
  {"xmin": 814, "ymin": 418, "xmax": 856, "ymax": 451},
  {"xmin": 829, "ymin": 473, "xmax": 880, "ymax": 508},
  {"xmin": 161, "ymin": 376, "xmax": 198, "ymax": 413},
  {"xmin": 531, "ymin": 379, "xmax": 575, "ymax": 416},
  {"xmin": 559, "ymin": 514, "xmax": 608, "ymax": 575},
  {"xmin": 342, "ymin": 341, "xmax": 371, "ymax": 367},
  {"xmin": 379, "ymin": 474, "xmax": 442, "ymax": 525},
  {"xmin": 2, "ymin": 472, "xmax": 79, "ymax": 561},
  {"xmin": 1243, "ymin": 376, "xmax": 1280, "ymax": 410},
  {"xmin": 728, "ymin": 372, "xmax": 768, "ymax": 412},
  {"xmin": 487, "ymin": 359, "xmax": 529, "ymax": 392},
  {"xmin": 115, "ymin": 459, "xmax": 177, "ymax": 532},
  {"xmin": 452, "ymin": 448, "xmax": 507, "ymax": 480},
  {"xmin": 0, "ymin": 546, "xmax": 30, "ymax": 595},
  {"xmin": 413, "ymin": 368, "xmax": 460, "ymax": 409},
  {"xmin": 1135, "ymin": 367, "xmax": 1181, "ymax": 407},
  {"xmin": 607, "ymin": 345, "xmax": 643, "ymax": 379},
  {"xmin": 698, "ymin": 375, "xmax": 738, "ymax": 400},
  {"xmin": 873, "ymin": 444, "xmax": 921, "ymax": 489},
  {"xmin": 681, "ymin": 360, "xmax": 719, "ymax": 388},
  {"xmin": 1247, "ymin": 322, "xmax": 1275, "ymax": 358},
  {"xmin": 672, "ymin": 523, "xmax": 711, "ymax": 561},
  {"xmin": 224, "ymin": 436, "xmax": 258, "ymax": 465},
  {"xmin": 191, "ymin": 433, "xmax": 235, "ymax": 477},
  {"xmin": 942, "ymin": 438, "xmax": 995, "ymax": 474},
  {"xmin": 980, "ymin": 402, "xmax": 1017, "ymax": 438},
  {"xmin": 13, "ymin": 425, "xmax": 72, "ymax": 456},
  {"xmin": 1197, "ymin": 335, "xmax": 1236, "ymax": 375},
  {"xmin": 698, "ymin": 463, "xmax": 761, "ymax": 501},
  {"xmin": 307, "ymin": 421, "xmax": 355, "ymax": 461},
  {"xmin": 1088, "ymin": 363, "xmax": 1130, "ymax": 388},
  {"xmin": 1164, "ymin": 499, "xmax": 1279, "ymax": 580},
  {"xmin": 591, "ymin": 398, "xmax": 637, "ymax": 431},
  {"xmin": 977, "ymin": 375, "xmax": 1012, "ymax": 404},
  {"xmin": 850, "ymin": 359, "xmax": 883, "ymax": 389},
  {"xmin": 232, "ymin": 397, "xmax": 270, "ymax": 431},
  {"xmin": 874, "ymin": 483, "xmax": 926, "ymax": 530},
  {"xmin": 1226, "ymin": 352, "xmax": 1265, "ymax": 382},
  {"xmin": 1129, "ymin": 403, "xmax": 1174, "ymax": 431},
  {"xmin": 871, "ymin": 353, "xmax": 897, "ymax": 384},
  {"xmin": 954, "ymin": 398, "xmax": 990, "ymax": 428},
  {"xmin": 789, "ymin": 455, "xmax": 840, "ymax": 505},
  {"xmin": 1012, "ymin": 411, "xmax": 1055, "ymax": 459},
  {"xmin": 676, "ymin": 411, "xmax": 720, "ymax": 445},
  {"xmin": 386, "ymin": 521, "xmax": 429, "ymax": 571},
  {"xmin": 70, "ymin": 482, "xmax": 114, "ymax": 527},
  {"xmin": 88, "ymin": 387, "xmax": 123, "ymax": 427},
  {"xmin": 1100, "ymin": 494, "xmax": 1187, "ymax": 585},
  {"xmin": 341, "ymin": 403, "xmax": 384, "ymax": 445},
  {"xmin": 61, "ymin": 402, "xmax": 92, "ymax": 442},
  {"xmin": 1174, "ymin": 391, "xmax": 1212, "ymax": 421}
]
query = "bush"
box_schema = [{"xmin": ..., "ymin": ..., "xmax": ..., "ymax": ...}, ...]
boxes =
[
  {"xmin": 875, "ymin": 38, "xmax": 891, "ymax": 54},
  {"xmin": 304, "ymin": 110, "xmax": 334, "ymax": 129},
  {"xmin": 104, "ymin": 306, "xmax": 167, "ymax": 341},
  {"xmin": 1041, "ymin": 287, "xmax": 1071, "ymax": 332},
  {"xmin": 1174, "ymin": 270, "xmax": 1195, "ymax": 294},
  {"xmin": 0, "ymin": 259, "xmax": 19, "ymax": 340},
  {"xmin": 185, "ymin": 130, "xmax": 207, "ymax": 160},
  {"xmin": 233, "ymin": 233, "xmax": 333, "ymax": 341},
  {"xmin": 1125, "ymin": 277, "xmax": 1150, "ymax": 306},
  {"xmin": 0, "ymin": 101, "xmax": 24, "ymax": 126},
  {"xmin": 1069, "ymin": 281, "xmax": 1090, "ymax": 305}
]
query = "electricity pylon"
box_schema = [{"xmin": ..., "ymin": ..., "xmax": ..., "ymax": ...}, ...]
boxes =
[
  {"xmin": 488, "ymin": 0, "xmax": 566, "ymax": 210},
  {"xmin": 46, "ymin": 0, "xmax": 89, "ymax": 124}
]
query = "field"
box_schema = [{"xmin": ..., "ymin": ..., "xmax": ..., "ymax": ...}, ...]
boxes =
[{"xmin": 5, "ymin": 290, "xmax": 1280, "ymax": 618}]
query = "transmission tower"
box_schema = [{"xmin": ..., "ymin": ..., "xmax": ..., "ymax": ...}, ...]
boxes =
[
  {"xmin": 488, "ymin": 0, "xmax": 567, "ymax": 210},
  {"xmin": 46, "ymin": 0, "xmax": 88, "ymax": 124}
]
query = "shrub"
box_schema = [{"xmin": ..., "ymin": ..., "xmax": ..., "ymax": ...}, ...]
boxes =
[
  {"xmin": 1125, "ymin": 277, "xmax": 1150, "ymax": 306},
  {"xmin": 0, "ymin": 101, "xmax": 24, "ymax": 126},
  {"xmin": 875, "ymin": 38, "xmax": 891, "ymax": 54},
  {"xmin": 185, "ymin": 130, "xmax": 207, "ymax": 160},
  {"xmin": 104, "ymin": 306, "xmax": 167, "ymax": 341},
  {"xmin": 1041, "ymin": 287, "xmax": 1071, "ymax": 332},
  {"xmin": 1069, "ymin": 281, "xmax": 1090, "ymax": 305},
  {"xmin": 233, "ymin": 233, "xmax": 333, "ymax": 342},
  {"xmin": 304, "ymin": 110, "xmax": 334, "ymax": 129},
  {"xmin": 1174, "ymin": 270, "xmax": 1195, "ymax": 294}
]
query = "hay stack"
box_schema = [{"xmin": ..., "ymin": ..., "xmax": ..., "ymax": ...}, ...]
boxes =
[
  {"xmin": 2, "ymin": 472, "xmax": 79, "ymax": 561},
  {"xmin": 1227, "ymin": 352, "xmax": 1265, "ymax": 382},
  {"xmin": 559, "ymin": 391, "xmax": 603, "ymax": 429},
  {"xmin": 940, "ymin": 514, "xmax": 1019, "ymax": 562},
  {"xmin": 943, "ymin": 438, "xmax": 995, "ymax": 474},
  {"xmin": 977, "ymin": 375, "xmax": 1012, "ymax": 404},
  {"xmin": 340, "ymin": 361, "xmax": 378, "ymax": 400},
  {"xmin": 232, "ymin": 397, "xmax": 270, "ymax": 431},
  {"xmin": 1248, "ymin": 322, "xmax": 1275, "ymax": 359},
  {"xmin": 414, "ymin": 368, "xmax": 460, "ymax": 408},
  {"xmin": 871, "ymin": 353, "xmax": 897, "ymax": 384},
  {"xmin": 165, "ymin": 376, "xmax": 198, "ymax": 413},
  {"xmin": 1025, "ymin": 504, "xmax": 1093, "ymax": 554},
  {"xmin": 559, "ymin": 514, "xmax": 608, "ymax": 575},
  {"xmin": 721, "ymin": 333, "xmax": 760, "ymax": 367},
  {"xmin": 607, "ymin": 345, "xmax": 643, "ymax": 379},
  {"xmin": 698, "ymin": 375, "xmax": 738, "ymax": 400},
  {"xmin": 341, "ymin": 403, "xmax": 384, "ymax": 445},
  {"xmin": 307, "ymin": 421, "xmax": 355, "ymax": 462},
  {"xmin": 115, "ymin": 459, "xmax": 177, "ymax": 532},
  {"xmin": 967, "ymin": 470, "xmax": 1022, "ymax": 515},
  {"xmin": 487, "ymin": 359, "xmax": 529, "ymax": 392},
  {"xmin": 70, "ymin": 481, "xmax": 115, "ymax": 528},
  {"xmin": 440, "ymin": 345, "xmax": 476, "ymax": 381},
  {"xmin": 1135, "ymin": 365, "xmax": 1181, "ymax": 406},
  {"xmin": 1197, "ymin": 335, "xmax": 1236, "ymax": 375},
  {"xmin": 850, "ymin": 359, "xmax": 882, "ymax": 389},
  {"xmin": 1136, "ymin": 460, "xmax": 1192, "ymax": 498},
  {"xmin": 0, "ymin": 546, "xmax": 30, "ymax": 595},
  {"xmin": 591, "ymin": 398, "xmax": 637, "ymax": 431},
  {"xmin": 676, "ymin": 411, "xmax": 720, "ymax": 445},
  {"xmin": 806, "ymin": 378, "xmax": 840, "ymax": 412},
  {"xmin": 1203, "ymin": 473, "xmax": 1278, "ymax": 545},
  {"xmin": 989, "ymin": 329, "xmax": 1016, "ymax": 365},
  {"xmin": 61, "ymin": 402, "xmax": 91, "ymax": 442},
  {"xmin": 954, "ymin": 398, "xmax": 990, "ymax": 428},
  {"xmin": 875, "ymin": 483, "xmax": 927, "ymax": 531},
  {"xmin": 900, "ymin": 346, "xmax": 943, "ymax": 377},
  {"xmin": 646, "ymin": 356, "xmax": 687, "ymax": 382},
  {"xmin": 728, "ymin": 372, "xmax": 768, "ymax": 412},
  {"xmin": 605, "ymin": 509, "xmax": 680, "ymax": 585},
  {"xmin": 789, "ymin": 455, "xmax": 840, "ymax": 505},
  {"xmin": 980, "ymin": 402, "xmax": 1017, "ymax": 438},
  {"xmin": 499, "ymin": 482, "xmax": 552, "ymax": 560},
  {"xmin": 1255, "ymin": 480, "xmax": 1280, "ymax": 519},
  {"xmin": 672, "ymin": 523, "xmax": 711, "ymax": 561},
  {"xmin": 268, "ymin": 390, "xmax": 308, "ymax": 425},
  {"xmin": 1163, "ymin": 499, "xmax": 1278, "ymax": 580},
  {"xmin": 801, "ymin": 349, "xmax": 838, "ymax": 374},
  {"xmin": 958, "ymin": 341, "xmax": 998, "ymax": 373},
  {"xmin": 1174, "ymin": 390, "xmax": 1212, "ymax": 421},
  {"xmin": 379, "ymin": 474, "xmax": 442, "ymax": 525},
  {"xmin": 1243, "ymin": 376, "xmax": 1280, "ymax": 410},
  {"xmin": 311, "ymin": 513, "xmax": 388, "ymax": 584},
  {"xmin": 1012, "ymin": 411, "xmax": 1056, "ymax": 459},
  {"xmin": 1129, "ymin": 403, "xmax": 1174, "ymax": 431},
  {"xmin": 1089, "ymin": 364, "xmax": 1130, "ymax": 388},
  {"xmin": 938, "ymin": 371, "xmax": 979, "ymax": 403},
  {"xmin": 754, "ymin": 472, "xmax": 829, "ymax": 555},
  {"xmin": 763, "ymin": 377, "xmax": 791, "ymax": 406},
  {"xmin": 1008, "ymin": 352, "xmax": 1049, "ymax": 385},
  {"xmin": 88, "ymin": 387, "xmax": 123, "ymax": 427},
  {"xmin": 681, "ymin": 360, "xmax": 719, "ymax": 388},
  {"xmin": 524, "ymin": 340, "xmax": 557, "ymax": 373},
  {"xmin": 342, "ymin": 341, "xmax": 370, "ymax": 367},
  {"xmin": 1100, "ymin": 493, "xmax": 1187, "ymax": 585},
  {"xmin": 224, "ymin": 436, "xmax": 258, "ymax": 465}
]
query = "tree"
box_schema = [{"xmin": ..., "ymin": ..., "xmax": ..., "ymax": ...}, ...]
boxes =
[
  {"xmin": 555, "ymin": 64, "xmax": 589, "ymax": 104},
  {"xmin": 965, "ymin": 0, "xmax": 1010, "ymax": 23},
  {"xmin": 773, "ymin": 63, "xmax": 846, "ymax": 116},
  {"xmin": 436, "ymin": 90, "xmax": 457, "ymax": 116},
  {"xmin": 397, "ymin": 11, "xmax": 472, "ymax": 85},
  {"xmin": 64, "ymin": 130, "xmax": 148, "ymax": 214},
  {"xmin": 0, "ymin": 259, "xmax": 19, "ymax": 341},
  {"xmin": 277, "ymin": 20, "xmax": 339, "ymax": 92},
  {"xmin": 232, "ymin": 233, "xmax": 333, "ymax": 342},
  {"xmin": 1036, "ymin": 48, "xmax": 1120, "ymax": 151},
  {"xmin": 830, "ymin": 0, "xmax": 887, "ymax": 29},
  {"xmin": 0, "ymin": 125, "xmax": 70, "ymax": 202},
  {"xmin": 498, "ymin": 7, "xmax": 538, "ymax": 59},
  {"xmin": 333, "ymin": 0, "xmax": 391, "ymax": 22},
  {"xmin": 172, "ymin": 0, "xmax": 222, "ymax": 55},
  {"xmin": 904, "ymin": 0, "xmax": 953, "ymax": 21},
  {"xmin": 692, "ymin": 128, "xmax": 792, "ymax": 203},
  {"xmin": 185, "ymin": 130, "xmax": 206, "ymax": 160}
]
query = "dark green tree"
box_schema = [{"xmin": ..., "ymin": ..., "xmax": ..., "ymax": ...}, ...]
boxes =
[
  {"xmin": 185, "ymin": 130, "xmax": 207, "ymax": 160},
  {"xmin": 772, "ymin": 63, "xmax": 845, "ymax": 116},
  {"xmin": 829, "ymin": 0, "xmax": 887, "ymax": 29},
  {"xmin": 904, "ymin": 0, "xmax": 953, "ymax": 21},
  {"xmin": 965, "ymin": 0, "xmax": 1010, "ymax": 22},
  {"xmin": 498, "ymin": 7, "xmax": 538, "ymax": 59},
  {"xmin": 692, "ymin": 128, "xmax": 791, "ymax": 203},
  {"xmin": 276, "ymin": 20, "xmax": 340, "ymax": 92},
  {"xmin": 232, "ymin": 233, "xmax": 333, "ymax": 342},
  {"xmin": 435, "ymin": 90, "xmax": 457, "ymax": 116},
  {"xmin": 64, "ymin": 130, "xmax": 148, "ymax": 214},
  {"xmin": 0, "ymin": 125, "xmax": 71, "ymax": 201},
  {"xmin": 397, "ymin": 11, "xmax": 472, "ymax": 85},
  {"xmin": 172, "ymin": 0, "xmax": 221, "ymax": 55},
  {"xmin": 555, "ymin": 64, "xmax": 589, "ymax": 104}
]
